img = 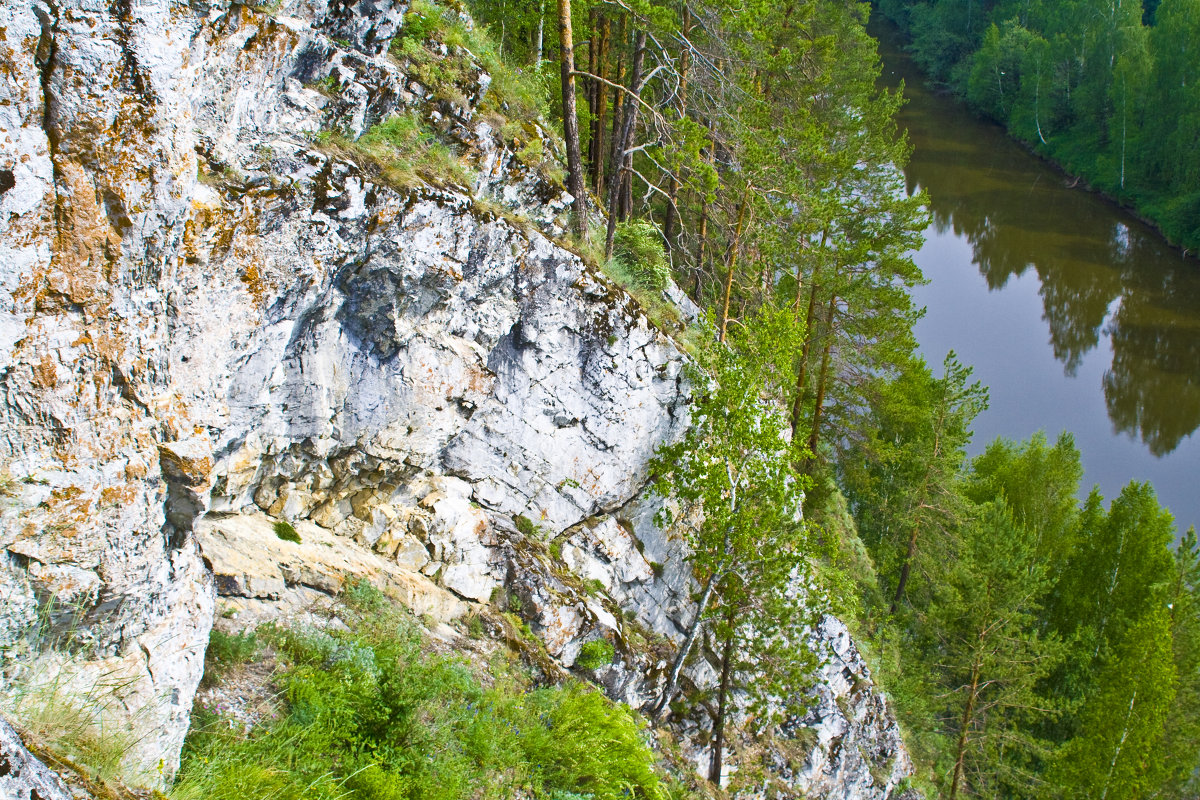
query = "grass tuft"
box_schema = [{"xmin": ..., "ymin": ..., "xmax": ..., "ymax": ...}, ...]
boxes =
[
  {"xmin": 174, "ymin": 593, "xmax": 680, "ymax": 800},
  {"xmin": 273, "ymin": 520, "xmax": 301, "ymax": 544},
  {"xmin": 575, "ymin": 639, "xmax": 615, "ymax": 672},
  {"xmin": 2, "ymin": 660, "xmax": 142, "ymax": 789},
  {"xmin": 318, "ymin": 111, "xmax": 472, "ymax": 191}
]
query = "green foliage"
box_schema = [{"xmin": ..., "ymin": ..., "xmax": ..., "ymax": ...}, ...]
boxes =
[
  {"xmin": 395, "ymin": 0, "xmax": 439, "ymax": 46},
  {"xmin": 575, "ymin": 639, "xmax": 615, "ymax": 671},
  {"xmin": 612, "ymin": 221, "xmax": 670, "ymax": 291},
  {"xmin": 273, "ymin": 520, "xmax": 301, "ymax": 543},
  {"xmin": 513, "ymin": 514, "xmax": 538, "ymax": 537},
  {"xmin": 395, "ymin": 0, "xmax": 555, "ymax": 140},
  {"xmin": 1159, "ymin": 528, "xmax": 1200, "ymax": 798},
  {"xmin": 929, "ymin": 502, "xmax": 1064, "ymax": 798},
  {"xmin": 599, "ymin": 255, "xmax": 685, "ymax": 335},
  {"xmin": 1051, "ymin": 607, "xmax": 1178, "ymax": 800},
  {"xmin": 892, "ymin": 0, "xmax": 1200, "ymax": 250},
  {"xmin": 840, "ymin": 352, "xmax": 986, "ymax": 611},
  {"xmin": 206, "ymin": 629, "xmax": 258, "ymax": 669},
  {"xmin": 333, "ymin": 111, "xmax": 470, "ymax": 189},
  {"xmin": 305, "ymin": 74, "xmax": 339, "ymax": 96},
  {"xmin": 175, "ymin": 597, "xmax": 675, "ymax": 800},
  {"xmin": 651, "ymin": 307, "xmax": 822, "ymax": 738}
]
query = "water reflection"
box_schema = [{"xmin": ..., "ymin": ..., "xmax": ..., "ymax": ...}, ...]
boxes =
[{"xmin": 882, "ymin": 34, "xmax": 1200, "ymax": 456}]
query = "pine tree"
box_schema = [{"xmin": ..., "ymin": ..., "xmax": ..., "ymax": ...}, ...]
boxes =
[
  {"xmin": 647, "ymin": 307, "xmax": 820, "ymax": 780},
  {"xmin": 928, "ymin": 502, "xmax": 1063, "ymax": 799},
  {"xmin": 1051, "ymin": 608, "xmax": 1177, "ymax": 800}
]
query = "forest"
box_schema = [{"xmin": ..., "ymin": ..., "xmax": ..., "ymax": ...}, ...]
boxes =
[
  {"xmin": 452, "ymin": 0, "xmax": 1200, "ymax": 797},
  {"xmin": 875, "ymin": 0, "xmax": 1200, "ymax": 252}
]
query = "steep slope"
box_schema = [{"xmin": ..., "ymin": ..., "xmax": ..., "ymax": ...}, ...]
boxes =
[{"xmin": 0, "ymin": 1, "xmax": 914, "ymax": 797}]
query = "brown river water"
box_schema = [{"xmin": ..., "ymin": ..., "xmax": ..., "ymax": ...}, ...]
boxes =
[{"xmin": 873, "ymin": 22, "xmax": 1200, "ymax": 536}]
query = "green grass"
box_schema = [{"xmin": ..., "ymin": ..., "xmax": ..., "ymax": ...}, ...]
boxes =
[
  {"xmin": 174, "ymin": 582, "xmax": 682, "ymax": 800},
  {"xmin": 575, "ymin": 639, "xmax": 615, "ymax": 672},
  {"xmin": 206, "ymin": 629, "xmax": 259, "ymax": 670},
  {"xmin": 2, "ymin": 660, "xmax": 143, "ymax": 789},
  {"xmin": 600, "ymin": 254, "xmax": 686, "ymax": 336},
  {"xmin": 386, "ymin": 0, "xmax": 559, "ymax": 183},
  {"xmin": 322, "ymin": 111, "xmax": 472, "ymax": 190},
  {"xmin": 273, "ymin": 520, "xmax": 301, "ymax": 544}
]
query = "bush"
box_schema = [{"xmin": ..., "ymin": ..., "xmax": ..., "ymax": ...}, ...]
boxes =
[
  {"xmin": 175, "ymin": 597, "xmax": 675, "ymax": 800},
  {"xmin": 575, "ymin": 639, "xmax": 615, "ymax": 671},
  {"xmin": 395, "ymin": 0, "xmax": 438, "ymax": 46},
  {"xmin": 322, "ymin": 111, "xmax": 470, "ymax": 190},
  {"xmin": 206, "ymin": 629, "xmax": 258, "ymax": 668},
  {"xmin": 612, "ymin": 221, "xmax": 670, "ymax": 291},
  {"xmin": 273, "ymin": 520, "xmax": 301, "ymax": 543},
  {"xmin": 513, "ymin": 513, "xmax": 538, "ymax": 537}
]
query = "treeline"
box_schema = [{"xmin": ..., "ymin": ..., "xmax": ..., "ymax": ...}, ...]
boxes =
[
  {"xmin": 839, "ymin": 359, "xmax": 1200, "ymax": 798},
  {"xmin": 875, "ymin": 0, "xmax": 1200, "ymax": 252}
]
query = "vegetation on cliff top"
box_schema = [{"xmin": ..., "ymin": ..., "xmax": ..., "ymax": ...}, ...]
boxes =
[{"xmin": 175, "ymin": 582, "xmax": 691, "ymax": 800}]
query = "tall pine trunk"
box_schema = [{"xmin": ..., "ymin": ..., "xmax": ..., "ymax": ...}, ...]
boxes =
[
  {"xmin": 950, "ymin": 656, "xmax": 982, "ymax": 800},
  {"xmin": 604, "ymin": 29, "xmax": 647, "ymax": 260},
  {"xmin": 662, "ymin": 8, "xmax": 691, "ymax": 251},
  {"xmin": 557, "ymin": 0, "xmax": 587, "ymax": 238},
  {"xmin": 589, "ymin": 14, "xmax": 610, "ymax": 192},
  {"xmin": 718, "ymin": 189, "xmax": 750, "ymax": 343},
  {"xmin": 891, "ymin": 527, "xmax": 920, "ymax": 613},
  {"xmin": 790, "ymin": 279, "xmax": 822, "ymax": 440}
]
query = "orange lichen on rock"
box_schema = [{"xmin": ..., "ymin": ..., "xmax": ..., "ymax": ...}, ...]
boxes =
[{"xmin": 41, "ymin": 161, "xmax": 119, "ymax": 310}]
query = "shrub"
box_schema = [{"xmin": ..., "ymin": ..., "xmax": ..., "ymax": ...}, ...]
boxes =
[
  {"xmin": 612, "ymin": 220, "xmax": 670, "ymax": 291},
  {"xmin": 273, "ymin": 520, "xmax": 301, "ymax": 543},
  {"xmin": 206, "ymin": 628, "xmax": 258, "ymax": 668},
  {"xmin": 395, "ymin": 0, "xmax": 438, "ymax": 46},
  {"xmin": 342, "ymin": 577, "xmax": 387, "ymax": 614},
  {"xmin": 322, "ymin": 111, "xmax": 470, "ymax": 189},
  {"xmin": 174, "ymin": 597, "xmax": 671, "ymax": 800},
  {"xmin": 575, "ymin": 639, "xmax": 615, "ymax": 671},
  {"xmin": 513, "ymin": 513, "xmax": 538, "ymax": 537}
]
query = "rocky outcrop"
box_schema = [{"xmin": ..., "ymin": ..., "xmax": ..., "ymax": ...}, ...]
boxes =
[
  {"xmin": 0, "ymin": 719, "xmax": 73, "ymax": 800},
  {"xmin": 0, "ymin": 0, "xmax": 915, "ymax": 796}
]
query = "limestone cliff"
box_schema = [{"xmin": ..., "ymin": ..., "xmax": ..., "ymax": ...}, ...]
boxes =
[{"xmin": 0, "ymin": 0, "xmax": 915, "ymax": 797}]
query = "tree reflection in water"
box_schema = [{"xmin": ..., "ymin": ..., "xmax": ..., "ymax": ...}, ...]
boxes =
[{"xmin": 900, "ymin": 81, "xmax": 1200, "ymax": 456}]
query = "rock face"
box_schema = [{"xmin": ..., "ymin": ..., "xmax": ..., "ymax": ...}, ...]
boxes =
[
  {"xmin": 0, "ymin": 719, "xmax": 73, "ymax": 800},
  {"xmin": 0, "ymin": 0, "xmax": 914, "ymax": 796}
]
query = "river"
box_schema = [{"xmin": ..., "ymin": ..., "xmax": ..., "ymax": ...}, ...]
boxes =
[{"xmin": 873, "ymin": 23, "xmax": 1200, "ymax": 536}]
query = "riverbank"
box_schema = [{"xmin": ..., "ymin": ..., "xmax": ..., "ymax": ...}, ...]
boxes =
[{"xmin": 869, "ymin": 2, "xmax": 1200, "ymax": 256}]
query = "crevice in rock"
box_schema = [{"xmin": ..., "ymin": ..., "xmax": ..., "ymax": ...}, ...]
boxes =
[
  {"xmin": 112, "ymin": 0, "xmax": 153, "ymax": 105},
  {"xmin": 33, "ymin": 0, "xmax": 62, "ymax": 241}
]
